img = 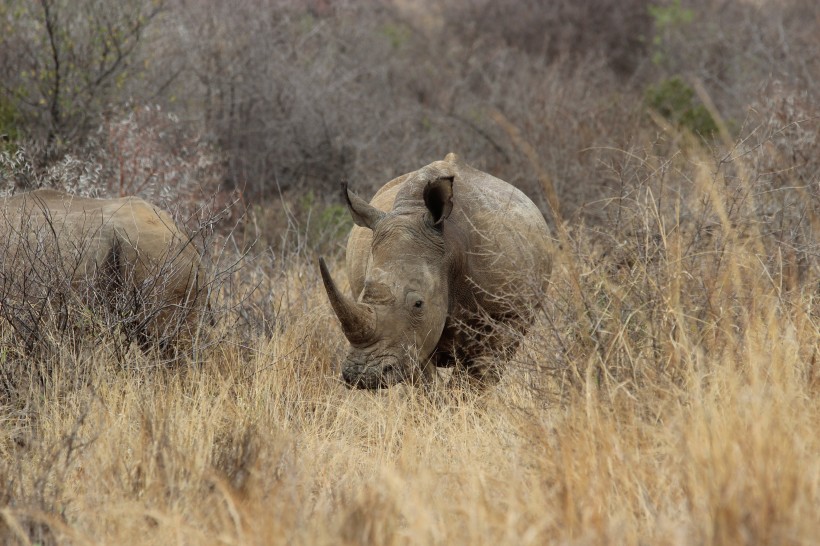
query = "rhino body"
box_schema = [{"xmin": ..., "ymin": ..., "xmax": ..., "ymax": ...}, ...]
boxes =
[
  {"xmin": 0, "ymin": 189, "xmax": 206, "ymax": 348},
  {"xmin": 320, "ymin": 153, "xmax": 553, "ymax": 389}
]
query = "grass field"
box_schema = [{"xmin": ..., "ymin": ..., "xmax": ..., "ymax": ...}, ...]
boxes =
[{"xmin": 1, "ymin": 132, "xmax": 818, "ymax": 546}]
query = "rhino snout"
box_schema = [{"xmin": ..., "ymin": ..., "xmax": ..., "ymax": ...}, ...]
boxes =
[{"xmin": 342, "ymin": 354, "xmax": 404, "ymax": 389}]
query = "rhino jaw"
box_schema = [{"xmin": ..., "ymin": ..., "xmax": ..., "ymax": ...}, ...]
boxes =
[{"xmin": 319, "ymin": 257, "xmax": 376, "ymax": 346}]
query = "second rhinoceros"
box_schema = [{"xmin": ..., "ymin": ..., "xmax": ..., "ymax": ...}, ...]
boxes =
[
  {"xmin": 0, "ymin": 189, "xmax": 206, "ymax": 350},
  {"xmin": 320, "ymin": 153, "xmax": 553, "ymax": 389}
]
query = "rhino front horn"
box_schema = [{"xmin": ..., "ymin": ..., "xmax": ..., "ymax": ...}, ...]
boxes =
[{"xmin": 319, "ymin": 257, "xmax": 376, "ymax": 346}]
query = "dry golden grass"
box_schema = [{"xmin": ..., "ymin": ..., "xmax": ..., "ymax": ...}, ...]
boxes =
[{"xmin": 1, "ymin": 139, "xmax": 818, "ymax": 545}]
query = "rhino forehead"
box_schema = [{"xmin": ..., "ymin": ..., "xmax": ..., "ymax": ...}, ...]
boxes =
[{"xmin": 368, "ymin": 259, "xmax": 442, "ymax": 287}]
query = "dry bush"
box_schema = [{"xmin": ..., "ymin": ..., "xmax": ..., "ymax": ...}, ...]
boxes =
[
  {"xmin": 440, "ymin": 0, "xmax": 652, "ymax": 76},
  {"xmin": 1, "ymin": 105, "xmax": 231, "ymax": 229},
  {"xmin": 0, "ymin": 0, "xmax": 165, "ymax": 150},
  {"xmin": 642, "ymin": 0, "xmax": 820, "ymax": 120},
  {"xmin": 8, "ymin": 0, "xmax": 816, "ymax": 233},
  {"xmin": 89, "ymin": 104, "xmax": 228, "ymax": 218},
  {"xmin": 147, "ymin": 0, "xmax": 818, "ymax": 226},
  {"xmin": 158, "ymin": 0, "xmax": 649, "ymax": 213},
  {"xmin": 3, "ymin": 0, "xmax": 818, "ymax": 233},
  {"xmin": 165, "ymin": 0, "xmax": 428, "ymax": 198},
  {"xmin": 504, "ymin": 82, "xmax": 818, "ymax": 395}
]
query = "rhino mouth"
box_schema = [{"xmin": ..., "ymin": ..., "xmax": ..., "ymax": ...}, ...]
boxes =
[{"xmin": 342, "ymin": 355, "xmax": 405, "ymax": 389}]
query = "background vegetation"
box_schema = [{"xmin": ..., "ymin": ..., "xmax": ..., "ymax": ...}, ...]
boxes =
[{"xmin": 0, "ymin": 0, "xmax": 818, "ymax": 544}]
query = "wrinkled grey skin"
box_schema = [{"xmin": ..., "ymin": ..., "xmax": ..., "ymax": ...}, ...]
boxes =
[
  {"xmin": 320, "ymin": 153, "xmax": 553, "ymax": 389},
  {"xmin": 0, "ymin": 189, "xmax": 206, "ymax": 346}
]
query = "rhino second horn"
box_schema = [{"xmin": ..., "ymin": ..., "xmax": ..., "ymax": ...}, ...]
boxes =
[
  {"xmin": 319, "ymin": 257, "xmax": 376, "ymax": 345},
  {"xmin": 342, "ymin": 180, "xmax": 385, "ymax": 230}
]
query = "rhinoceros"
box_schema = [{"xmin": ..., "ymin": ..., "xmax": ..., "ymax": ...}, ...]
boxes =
[
  {"xmin": 319, "ymin": 153, "xmax": 553, "ymax": 389},
  {"xmin": 0, "ymin": 189, "xmax": 206, "ymax": 349}
]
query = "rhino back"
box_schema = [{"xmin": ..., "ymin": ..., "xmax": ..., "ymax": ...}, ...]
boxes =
[
  {"xmin": 2, "ymin": 190, "xmax": 118, "ymax": 275},
  {"xmin": 451, "ymin": 162, "xmax": 552, "ymax": 313},
  {"xmin": 1, "ymin": 189, "xmax": 202, "ymax": 303},
  {"xmin": 2, "ymin": 190, "xmax": 187, "ymax": 275}
]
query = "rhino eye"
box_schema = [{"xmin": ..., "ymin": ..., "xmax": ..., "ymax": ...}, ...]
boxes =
[{"xmin": 406, "ymin": 291, "xmax": 424, "ymax": 311}]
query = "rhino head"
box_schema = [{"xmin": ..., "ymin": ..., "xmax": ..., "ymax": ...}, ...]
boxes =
[{"xmin": 320, "ymin": 177, "xmax": 456, "ymax": 389}]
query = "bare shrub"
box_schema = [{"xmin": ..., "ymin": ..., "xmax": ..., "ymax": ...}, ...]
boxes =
[
  {"xmin": 0, "ymin": 147, "xmax": 40, "ymax": 195},
  {"xmin": 0, "ymin": 0, "xmax": 165, "ymax": 151},
  {"xmin": 4, "ymin": 0, "xmax": 819, "ymax": 237},
  {"xmin": 491, "ymin": 79, "xmax": 819, "ymax": 400},
  {"xmin": 1, "ymin": 105, "xmax": 229, "ymax": 219},
  {"xmin": 746, "ymin": 81, "xmax": 819, "ymax": 206},
  {"xmin": 440, "ymin": 0, "xmax": 652, "ymax": 76},
  {"xmin": 90, "ymin": 104, "xmax": 228, "ymax": 216},
  {"xmin": 643, "ymin": 0, "xmax": 820, "ymax": 120},
  {"xmin": 541, "ymin": 82, "xmax": 818, "ymax": 393},
  {"xmin": 163, "ymin": 0, "xmax": 637, "ymax": 210},
  {"xmin": 720, "ymin": 81, "xmax": 820, "ymax": 288}
]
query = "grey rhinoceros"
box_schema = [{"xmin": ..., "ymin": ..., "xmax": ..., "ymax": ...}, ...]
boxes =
[
  {"xmin": 0, "ymin": 189, "xmax": 206, "ymax": 349},
  {"xmin": 320, "ymin": 153, "xmax": 553, "ymax": 389}
]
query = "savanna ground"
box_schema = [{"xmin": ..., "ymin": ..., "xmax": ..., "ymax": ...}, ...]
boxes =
[{"xmin": 1, "ymin": 0, "xmax": 819, "ymax": 544}]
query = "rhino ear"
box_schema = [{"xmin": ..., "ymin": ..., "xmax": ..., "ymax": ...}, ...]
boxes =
[
  {"xmin": 423, "ymin": 176, "xmax": 454, "ymax": 227},
  {"xmin": 342, "ymin": 180, "xmax": 385, "ymax": 230}
]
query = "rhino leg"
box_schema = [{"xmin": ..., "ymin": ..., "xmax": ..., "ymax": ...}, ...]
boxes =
[
  {"xmin": 445, "ymin": 353, "xmax": 504, "ymax": 392},
  {"xmin": 463, "ymin": 356, "xmax": 504, "ymax": 386},
  {"xmin": 419, "ymin": 358, "xmax": 447, "ymax": 390},
  {"xmin": 431, "ymin": 350, "xmax": 456, "ymax": 368},
  {"xmin": 451, "ymin": 314, "xmax": 530, "ymax": 389}
]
